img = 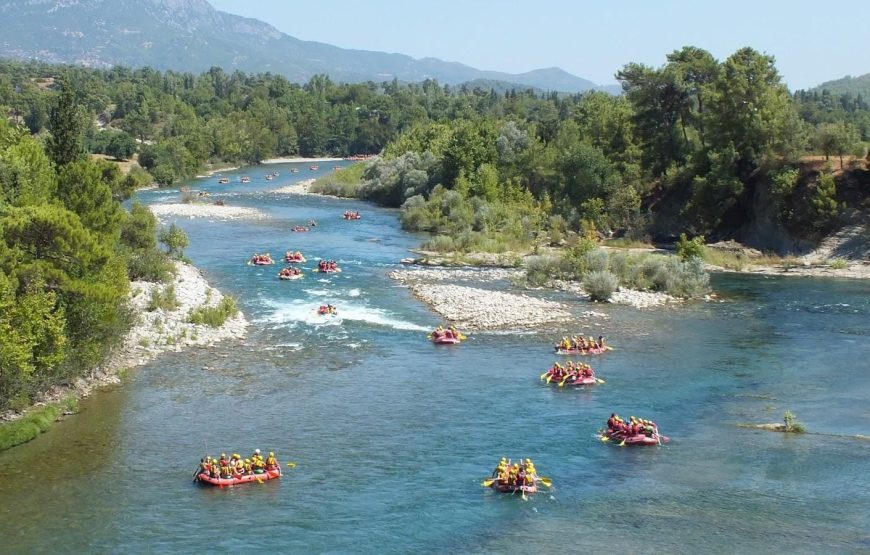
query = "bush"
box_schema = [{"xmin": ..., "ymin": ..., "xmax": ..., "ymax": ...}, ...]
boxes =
[
  {"xmin": 425, "ymin": 235, "xmax": 456, "ymax": 253},
  {"xmin": 584, "ymin": 270, "xmax": 618, "ymax": 302},
  {"xmin": 525, "ymin": 255, "xmax": 566, "ymax": 286},
  {"xmin": 127, "ymin": 249, "xmax": 174, "ymax": 282},
  {"xmin": 783, "ymin": 410, "xmax": 806, "ymax": 433},
  {"xmin": 828, "ymin": 258, "xmax": 848, "ymax": 270},
  {"xmin": 676, "ymin": 233, "xmax": 705, "ymax": 261},
  {"xmin": 147, "ymin": 285, "xmax": 178, "ymax": 312},
  {"xmin": 187, "ymin": 296, "xmax": 238, "ymax": 327}
]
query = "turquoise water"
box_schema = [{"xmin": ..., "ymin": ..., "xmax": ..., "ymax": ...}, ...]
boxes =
[{"xmin": 1, "ymin": 164, "xmax": 869, "ymax": 553}]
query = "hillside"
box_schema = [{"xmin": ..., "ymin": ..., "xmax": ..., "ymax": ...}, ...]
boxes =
[
  {"xmin": 811, "ymin": 73, "xmax": 870, "ymax": 98},
  {"xmin": 0, "ymin": 0, "xmax": 610, "ymax": 93}
]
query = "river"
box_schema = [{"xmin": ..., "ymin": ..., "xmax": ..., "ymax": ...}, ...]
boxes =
[{"xmin": 1, "ymin": 164, "xmax": 868, "ymax": 553}]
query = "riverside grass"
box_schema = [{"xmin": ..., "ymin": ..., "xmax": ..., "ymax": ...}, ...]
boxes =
[
  {"xmin": 0, "ymin": 400, "xmax": 69, "ymax": 452},
  {"xmin": 187, "ymin": 296, "xmax": 238, "ymax": 327}
]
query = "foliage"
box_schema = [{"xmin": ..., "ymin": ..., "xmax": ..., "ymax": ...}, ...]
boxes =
[
  {"xmin": 584, "ymin": 270, "xmax": 619, "ymax": 301},
  {"xmin": 809, "ymin": 172, "xmax": 839, "ymax": 231},
  {"xmin": 159, "ymin": 223, "xmax": 189, "ymax": 259},
  {"xmin": 46, "ymin": 80, "xmax": 87, "ymax": 167},
  {"xmin": 676, "ymin": 233, "xmax": 705, "ymax": 261},
  {"xmin": 147, "ymin": 285, "xmax": 178, "ymax": 312},
  {"xmin": 309, "ymin": 162, "xmax": 367, "ymax": 197},
  {"xmin": 783, "ymin": 410, "xmax": 806, "ymax": 433},
  {"xmin": 0, "ymin": 404, "xmax": 60, "ymax": 452},
  {"xmin": 187, "ymin": 296, "xmax": 238, "ymax": 327},
  {"xmin": 828, "ymin": 258, "xmax": 849, "ymax": 269}
]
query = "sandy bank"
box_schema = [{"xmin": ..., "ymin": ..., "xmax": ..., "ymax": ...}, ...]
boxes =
[
  {"xmin": 149, "ymin": 203, "xmax": 266, "ymax": 221},
  {"xmin": 1, "ymin": 261, "xmax": 248, "ymax": 423},
  {"xmin": 272, "ymin": 179, "xmax": 316, "ymax": 195},
  {"xmin": 261, "ymin": 157, "xmax": 344, "ymax": 164},
  {"xmin": 708, "ymin": 262, "xmax": 870, "ymax": 280}
]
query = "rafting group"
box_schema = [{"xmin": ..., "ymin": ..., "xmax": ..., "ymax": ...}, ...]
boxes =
[
  {"xmin": 343, "ymin": 210, "xmax": 362, "ymax": 220},
  {"xmin": 483, "ymin": 458, "xmax": 551, "ymax": 495},
  {"xmin": 429, "ymin": 325, "xmax": 465, "ymax": 344},
  {"xmin": 540, "ymin": 361, "xmax": 602, "ymax": 386},
  {"xmin": 554, "ymin": 334, "xmax": 610, "ymax": 355},
  {"xmin": 318, "ymin": 304, "xmax": 337, "ymax": 315},
  {"xmin": 249, "ymin": 253, "xmax": 274, "ymax": 265},
  {"xmin": 284, "ymin": 251, "xmax": 306, "ymax": 263},
  {"xmin": 194, "ymin": 450, "xmax": 283, "ymax": 486},
  {"xmin": 278, "ymin": 267, "xmax": 303, "ymax": 280},
  {"xmin": 601, "ymin": 414, "xmax": 668, "ymax": 446},
  {"xmin": 318, "ymin": 260, "xmax": 341, "ymax": 273}
]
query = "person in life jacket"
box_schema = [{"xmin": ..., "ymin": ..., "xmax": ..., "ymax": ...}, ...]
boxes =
[
  {"xmin": 244, "ymin": 458, "xmax": 253, "ymax": 475},
  {"xmin": 266, "ymin": 452, "xmax": 278, "ymax": 469}
]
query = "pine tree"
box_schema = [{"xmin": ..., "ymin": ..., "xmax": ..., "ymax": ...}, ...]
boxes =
[{"xmin": 47, "ymin": 81, "xmax": 87, "ymax": 167}]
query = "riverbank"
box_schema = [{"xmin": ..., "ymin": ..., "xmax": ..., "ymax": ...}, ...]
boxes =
[
  {"xmin": 261, "ymin": 156, "xmax": 344, "ymax": 164},
  {"xmin": 149, "ymin": 203, "xmax": 266, "ymax": 221},
  {"xmin": 273, "ymin": 178, "xmax": 316, "ymax": 195},
  {"xmin": 0, "ymin": 261, "xmax": 248, "ymax": 450}
]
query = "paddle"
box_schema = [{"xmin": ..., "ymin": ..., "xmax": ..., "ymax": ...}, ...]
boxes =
[
  {"xmin": 596, "ymin": 377, "xmax": 606, "ymax": 384},
  {"xmin": 538, "ymin": 477, "xmax": 553, "ymax": 488},
  {"xmin": 558, "ymin": 374, "xmax": 572, "ymax": 387},
  {"xmin": 539, "ymin": 370, "xmax": 550, "ymax": 380},
  {"xmin": 286, "ymin": 462, "xmax": 297, "ymax": 468},
  {"xmin": 481, "ymin": 478, "xmax": 495, "ymax": 487}
]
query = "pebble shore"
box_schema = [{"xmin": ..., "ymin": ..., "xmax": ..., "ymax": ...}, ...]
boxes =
[
  {"xmin": 389, "ymin": 269, "xmax": 570, "ymax": 330},
  {"xmin": 150, "ymin": 203, "xmax": 265, "ymax": 221}
]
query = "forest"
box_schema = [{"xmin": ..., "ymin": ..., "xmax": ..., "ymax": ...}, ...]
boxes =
[{"xmin": 1, "ymin": 45, "xmax": 869, "ymax": 412}]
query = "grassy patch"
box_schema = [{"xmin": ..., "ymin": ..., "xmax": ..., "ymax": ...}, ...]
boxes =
[
  {"xmin": 187, "ymin": 296, "xmax": 238, "ymax": 327},
  {"xmin": 828, "ymin": 258, "xmax": 849, "ymax": 269},
  {"xmin": 309, "ymin": 163, "xmax": 366, "ymax": 197},
  {"xmin": 0, "ymin": 404, "xmax": 61, "ymax": 452},
  {"xmin": 603, "ymin": 237, "xmax": 654, "ymax": 249},
  {"xmin": 146, "ymin": 284, "xmax": 179, "ymax": 312}
]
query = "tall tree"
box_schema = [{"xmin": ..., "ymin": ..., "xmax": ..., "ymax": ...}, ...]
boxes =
[{"xmin": 47, "ymin": 80, "xmax": 87, "ymax": 167}]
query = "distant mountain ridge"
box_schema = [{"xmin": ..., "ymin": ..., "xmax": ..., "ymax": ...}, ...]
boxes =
[
  {"xmin": 0, "ymin": 0, "xmax": 614, "ymax": 93},
  {"xmin": 810, "ymin": 73, "xmax": 870, "ymax": 98}
]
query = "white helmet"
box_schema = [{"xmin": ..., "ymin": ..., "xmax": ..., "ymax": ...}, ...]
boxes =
[{"xmin": 254, "ymin": 449, "xmax": 261, "ymax": 455}]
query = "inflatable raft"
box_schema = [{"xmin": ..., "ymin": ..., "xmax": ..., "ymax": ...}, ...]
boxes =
[
  {"xmin": 490, "ymin": 480, "xmax": 538, "ymax": 494},
  {"xmin": 278, "ymin": 272, "xmax": 303, "ymax": 280},
  {"xmin": 546, "ymin": 374, "xmax": 599, "ymax": 386},
  {"xmin": 196, "ymin": 468, "xmax": 281, "ymax": 487},
  {"xmin": 601, "ymin": 431, "xmax": 668, "ymax": 446},
  {"xmin": 283, "ymin": 255, "xmax": 306, "ymax": 263},
  {"xmin": 317, "ymin": 268, "xmax": 342, "ymax": 273},
  {"xmin": 432, "ymin": 335, "xmax": 461, "ymax": 345},
  {"xmin": 555, "ymin": 346, "xmax": 612, "ymax": 355},
  {"xmin": 249, "ymin": 258, "xmax": 274, "ymax": 266}
]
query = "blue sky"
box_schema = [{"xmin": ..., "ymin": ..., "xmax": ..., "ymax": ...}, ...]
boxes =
[{"xmin": 208, "ymin": 0, "xmax": 867, "ymax": 90}]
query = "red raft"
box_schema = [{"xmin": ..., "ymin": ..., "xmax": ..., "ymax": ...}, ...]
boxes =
[
  {"xmin": 490, "ymin": 479, "xmax": 538, "ymax": 494},
  {"xmin": 196, "ymin": 467, "xmax": 282, "ymax": 487},
  {"xmin": 601, "ymin": 430, "xmax": 668, "ymax": 446},
  {"xmin": 432, "ymin": 336, "xmax": 461, "ymax": 345},
  {"xmin": 555, "ymin": 346, "xmax": 612, "ymax": 355}
]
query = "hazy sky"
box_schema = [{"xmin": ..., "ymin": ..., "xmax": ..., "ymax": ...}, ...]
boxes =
[{"xmin": 208, "ymin": 0, "xmax": 866, "ymax": 90}]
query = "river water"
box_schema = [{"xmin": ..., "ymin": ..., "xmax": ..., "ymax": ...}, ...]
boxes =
[{"xmin": 1, "ymin": 164, "xmax": 869, "ymax": 553}]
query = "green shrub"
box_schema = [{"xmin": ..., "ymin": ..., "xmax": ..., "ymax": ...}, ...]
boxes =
[
  {"xmin": 828, "ymin": 258, "xmax": 848, "ymax": 270},
  {"xmin": 187, "ymin": 296, "xmax": 238, "ymax": 327},
  {"xmin": 147, "ymin": 284, "xmax": 178, "ymax": 312},
  {"xmin": 425, "ymin": 235, "xmax": 456, "ymax": 253},
  {"xmin": 525, "ymin": 255, "xmax": 565, "ymax": 286},
  {"xmin": 676, "ymin": 233, "xmax": 706, "ymax": 261},
  {"xmin": 783, "ymin": 410, "xmax": 806, "ymax": 433},
  {"xmin": 127, "ymin": 249, "xmax": 175, "ymax": 282},
  {"xmin": 584, "ymin": 270, "xmax": 619, "ymax": 302}
]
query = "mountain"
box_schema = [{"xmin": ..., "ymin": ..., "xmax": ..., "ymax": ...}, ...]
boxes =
[
  {"xmin": 0, "ymin": 0, "xmax": 613, "ymax": 93},
  {"xmin": 810, "ymin": 73, "xmax": 870, "ymax": 98}
]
